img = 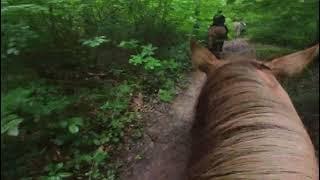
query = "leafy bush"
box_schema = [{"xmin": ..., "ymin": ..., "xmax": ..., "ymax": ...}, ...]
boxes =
[
  {"xmin": 1, "ymin": 80, "xmax": 142, "ymax": 179},
  {"xmin": 1, "ymin": 88, "xmax": 32, "ymax": 136},
  {"xmin": 120, "ymin": 41, "xmax": 185, "ymax": 102}
]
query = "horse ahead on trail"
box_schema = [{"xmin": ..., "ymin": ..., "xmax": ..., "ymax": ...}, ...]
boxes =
[
  {"xmin": 208, "ymin": 26, "xmax": 227, "ymax": 58},
  {"xmin": 188, "ymin": 40, "xmax": 319, "ymax": 179},
  {"xmin": 233, "ymin": 21, "xmax": 247, "ymax": 38},
  {"xmin": 208, "ymin": 11, "xmax": 228, "ymax": 58}
]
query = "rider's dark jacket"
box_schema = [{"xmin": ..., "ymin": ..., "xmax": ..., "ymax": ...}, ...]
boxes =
[{"xmin": 211, "ymin": 14, "xmax": 229, "ymax": 34}]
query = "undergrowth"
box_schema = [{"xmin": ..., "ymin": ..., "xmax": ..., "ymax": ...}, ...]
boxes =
[{"xmin": 1, "ymin": 40, "xmax": 189, "ymax": 179}]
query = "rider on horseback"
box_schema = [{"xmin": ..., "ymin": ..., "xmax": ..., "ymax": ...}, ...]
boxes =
[
  {"xmin": 211, "ymin": 10, "xmax": 229, "ymax": 35},
  {"xmin": 208, "ymin": 10, "xmax": 229, "ymax": 58}
]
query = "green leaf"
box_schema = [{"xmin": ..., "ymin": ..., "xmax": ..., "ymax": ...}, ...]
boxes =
[
  {"xmin": 81, "ymin": 36, "xmax": 109, "ymax": 48},
  {"xmin": 68, "ymin": 124, "xmax": 79, "ymax": 134},
  {"xmin": 7, "ymin": 126, "xmax": 19, "ymax": 136},
  {"xmin": 93, "ymin": 139, "xmax": 101, "ymax": 145},
  {"xmin": 46, "ymin": 176, "xmax": 61, "ymax": 180},
  {"xmin": 141, "ymin": 44, "xmax": 157, "ymax": 57},
  {"xmin": 158, "ymin": 89, "xmax": 175, "ymax": 102},
  {"xmin": 7, "ymin": 47, "xmax": 19, "ymax": 55},
  {"xmin": 2, "ymin": 4, "xmax": 49, "ymax": 14},
  {"xmin": 129, "ymin": 55, "xmax": 144, "ymax": 65},
  {"xmin": 57, "ymin": 172, "xmax": 72, "ymax": 178},
  {"xmin": 116, "ymin": 83, "xmax": 132, "ymax": 95},
  {"xmin": 1, "ymin": 114, "xmax": 23, "ymax": 135},
  {"xmin": 2, "ymin": 87, "xmax": 32, "ymax": 112},
  {"xmin": 163, "ymin": 59, "xmax": 179, "ymax": 70},
  {"xmin": 144, "ymin": 57, "xmax": 162, "ymax": 70},
  {"xmin": 56, "ymin": 163, "xmax": 64, "ymax": 170},
  {"xmin": 92, "ymin": 149, "xmax": 108, "ymax": 163}
]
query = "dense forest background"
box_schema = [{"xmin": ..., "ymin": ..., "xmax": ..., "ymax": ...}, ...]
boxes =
[{"xmin": 1, "ymin": 0, "xmax": 319, "ymax": 179}]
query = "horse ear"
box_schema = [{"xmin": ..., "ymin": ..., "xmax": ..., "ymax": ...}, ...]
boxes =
[
  {"xmin": 190, "ymin": 40, "xmax": 224, "ymax": 74},
  {"xmin": 264, "ymin": 44, "xmax": 319, "ymax": 77}
]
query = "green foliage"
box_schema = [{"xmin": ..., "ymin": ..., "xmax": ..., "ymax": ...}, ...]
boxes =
[
  {"xmin": 224, "ymin": 0, "xmax": 318, "ymax": 48},
  {"xmin": 1, "ymin": 82, "xmax": 73, "ymax": 139},
  {"xmin": 1, "ymin": 88, "xmax": 32, "ymax": 136},
  {"xmin": 254, "ymin": 43, "xmax": 296, "ymax": 60},
  {"xmin": 129, "ymin": 44, "xmax": 162, "ymax": 70},
  {"xmin": 42, "ymin": 163, "xmax": 72, "ymax": 180},
  {"xmin": 124, "ymin": 42, "xmax": 185, "ymax": 102},
  {"xmin": 2, "ymin": 0, "xmax": 317, "ymax": 179},
  {"xmin": 158, "ymin": 89, "xmax": 175, "ymax": 102},
  {"xmin": 1, "ymin": 0, "xmax": 190, "ymax": 64},
  {"xmin": 1, "ymin": 81, "xmax": 141, "ymax": 179},
  {"xmin": 1, "ymin": 114, "xmax": 23, "ymax": 136},
  {"xmin": 66, "ymin": 117, "xmax": 83, "ymax": 134},
  {"xmin": 2, "ymin": 87, "xmax": 32, "ymax": 112},
  {"xmin": 81, "ymin": 36, "xmax": 110, "ymax": 48}
]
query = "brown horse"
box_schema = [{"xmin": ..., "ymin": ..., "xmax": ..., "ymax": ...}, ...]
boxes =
[
  {"xmin": 188, "ymin": 40, "xmax": 319, "ymax": 179},
  {"xmin": 208, "ymin": 26, "xmax": 228, "ymax": 58}
]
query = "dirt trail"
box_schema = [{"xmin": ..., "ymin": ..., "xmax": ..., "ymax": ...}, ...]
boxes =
[{"xmin": 120, "ymin": 71, "xmax": 206, "ymax": 180}]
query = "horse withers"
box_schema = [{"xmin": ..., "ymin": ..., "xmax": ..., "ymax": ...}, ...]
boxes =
[
  {"xmin": 188, "ymin": 40, "xmax": 319, "ymax": 179},
  {"xmin": 208, "ymin": 26, "xmax": 228, "ymax": 58}
]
